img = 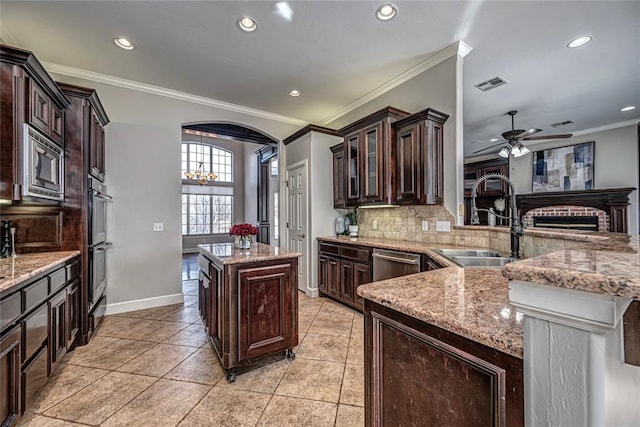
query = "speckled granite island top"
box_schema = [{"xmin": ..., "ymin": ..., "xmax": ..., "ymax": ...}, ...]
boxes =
[
  {"xmin": 199, "ymin": 242, "xmax": 301, "ymax": 265},
  {"xmin": 503, "ymin": 235, "xmax": 640, "ymax": 300},
  {"xmin": 0, "ymin": 251, "xmax": 80, "ymax": 293},
  {"xmin": 320, "ymin": 237, "xmax": 523, "ymax": 358}
]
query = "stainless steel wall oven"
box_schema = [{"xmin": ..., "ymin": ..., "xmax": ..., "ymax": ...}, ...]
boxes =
[{"xmin": 88, "ymin": 177, "xmax": 112, "ymax": 308}]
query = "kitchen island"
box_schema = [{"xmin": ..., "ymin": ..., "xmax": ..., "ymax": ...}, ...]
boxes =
[
  {"xmin": 197, "ymin": 242, "xmax": 301, "ymax": 382},
  {"xmin": 354, "ymin": 232, "xmax": 640, "ymax": 427}
]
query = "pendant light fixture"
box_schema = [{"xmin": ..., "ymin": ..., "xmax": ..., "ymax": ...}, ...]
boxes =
[{"xmin": 183, "ymin": 134, "xmax": 218, "ymax": 185}]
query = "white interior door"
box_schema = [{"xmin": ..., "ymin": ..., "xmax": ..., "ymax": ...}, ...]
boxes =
[{"xmin": 286, "ymin": 161, "xmax": 308, "ymax": 293}]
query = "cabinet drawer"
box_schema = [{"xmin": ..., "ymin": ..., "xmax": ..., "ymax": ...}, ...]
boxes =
[
  {"xmin": 22, "ymin": 344, "xmax": 48, "ymax": 411},
  {"xmin": 22, "ymin": 278, "xmax": 48, "ymax": 313},
  {"xmin": 22, "ymin": 303, "xmax": 48, "ymax": 363},
  {"xmin": 319, "ymin": 243, "xmax": 340, "ymax": 256},
  {"xmin": 0, "ymin": 292, "xmax": 22, "ymax": 331},
  {"xmin": 66, "ymin": 261, "xmax": 79, "ymax": 282},
  {"xmin": 49, "ymin": 267, "xmax": 67, "ymax": 294},
  {"xmin": 341, "ymin": 245, "xmax": 371, "ymax": 262}
]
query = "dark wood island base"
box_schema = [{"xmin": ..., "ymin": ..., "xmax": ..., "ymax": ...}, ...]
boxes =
[{"xmin": 197, "ymin": 243, "xmax": 301, "ymax": 382}]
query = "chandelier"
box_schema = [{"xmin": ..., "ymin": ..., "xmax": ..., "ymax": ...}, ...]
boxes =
[
  {"xmin": 184, "ymin": 162, "xmax": 217, "ymax": 185},
  {"xmin": 183, "ymin": 132, "xmax": 218, "ymax": 185}
]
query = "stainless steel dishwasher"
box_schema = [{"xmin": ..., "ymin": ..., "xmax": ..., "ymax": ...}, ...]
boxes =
[{"xmin": 372, "ymin": 249, "xmax": 421, "ymax": 281}]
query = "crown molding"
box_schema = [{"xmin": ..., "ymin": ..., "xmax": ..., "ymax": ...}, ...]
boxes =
[
  {"xmin": 571, "ymin": 118, "xmax": 639, "ymax": 137},
  {"xmin": 41, "ymin": 61, "xmax": 307, "ymax": 127},
  {"xmin": 0, "ymin": 25, "xmax": 22, "ymax": 47},
  {"xmin": 319, "ymin": 40, "xmax": 472, "ymax": 126}
]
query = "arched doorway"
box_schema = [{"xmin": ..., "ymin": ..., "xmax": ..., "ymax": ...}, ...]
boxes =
[{"xmin": 180, "ymin": 122, "xmax": 280, "ymax": 253}]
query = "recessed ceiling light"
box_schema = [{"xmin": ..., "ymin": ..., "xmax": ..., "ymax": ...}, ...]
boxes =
[
  {"xmin": 238, "ymin": 16, "xmax": 257, "ymax": 32},
  {"xmin": 621, "ymin": 105, "xmax": 636, "ymax": 112},
  {"xmin": 113, "ymin": 37, "xmax": 134, "ymax": 50},
  {"xmin": 376, "ymin": 3, "xmax": 397, "ymax": 21},
  {"xmin": 567, "ymin": 36, "xmax": 591, "ymax": 48},
  {"xmin": 490, "ymin": 138, "xmax": 498, "ymax": 142},
  {"xmin": 289, "ymin": 89, "xmax": 301, "ymax": 97}
]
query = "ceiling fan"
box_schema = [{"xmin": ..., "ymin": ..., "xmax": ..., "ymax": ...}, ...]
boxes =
[{"xmin": 471, "ymin": 110, "xmax": 573, "ymax": 158}]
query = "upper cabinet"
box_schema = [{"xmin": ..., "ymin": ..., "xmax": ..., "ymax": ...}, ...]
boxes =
[
  {"xmin": 463, "ymin": 158, "xmax": 509, "ymax": 197},
  {"xmin": 394, "ymin": 108, "xmax": 449, "ymax": 205},
  {"xmin": 89, "ymin": 111, "xmax": 106, "ymax": 181},
  {"xmin": 330, "ymin": 143, "xmax": 346, "ymax": 209},
  {"xmin": 337, "ymin": 107, "xmax": 410, "ymax": 207},
  {"xmin": 0, "ymin": 45, "xmax": 70, "ymax": 202}
]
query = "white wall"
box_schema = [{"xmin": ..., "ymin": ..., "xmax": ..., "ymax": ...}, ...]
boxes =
[
  {"xmin": 510, "ymin": 124, "xmax": 639, "ymax": 234},
  {"xmin": 284, "ymin": 130, "xmax": 342, "ymax": 296},
  {"xmin": 52, "ymin": 74, "xmax": 298, "ymax": 308},
  {"xmin": 327, "ymin": 56, "xmax": 461, "ymax": 219}
]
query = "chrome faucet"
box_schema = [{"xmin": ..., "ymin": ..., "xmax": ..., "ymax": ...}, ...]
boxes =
[{"xmin": 470, "ymin": 173, "xmax": 524, "ymax": 259}]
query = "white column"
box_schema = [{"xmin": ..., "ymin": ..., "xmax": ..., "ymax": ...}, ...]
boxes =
[{"xmin": 509, "ymin": 280, "xmax": 639, "ymax": 426}]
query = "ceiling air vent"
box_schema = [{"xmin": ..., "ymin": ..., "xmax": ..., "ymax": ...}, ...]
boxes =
[
  {"xmin": 474, "ymin": 76, "xmax": 508, "ymax": 92},
  {"xmin": 550, "ymin": 120, "xmax": 575, "ymax": 128}
]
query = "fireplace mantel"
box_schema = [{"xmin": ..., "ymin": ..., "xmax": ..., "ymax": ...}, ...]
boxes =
[{"xmin": 516, "ymin": 187, "xmax": 635, "ymax": 233}]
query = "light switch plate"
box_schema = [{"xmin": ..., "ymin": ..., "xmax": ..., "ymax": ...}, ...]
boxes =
[
  {"xmin": 421, "ymin": 220, "xmax": 429, "ymax": 231},
  {"xmin": 372, "ymin": 220, "xmax": 378, "ymax": 230},
  {"xmin": 436, "ymin": 221, "xmax": 451, "ymax": 232},
  {"xmin": 153, "ymin": 222, "xmax": 164, "ymax": 232}
]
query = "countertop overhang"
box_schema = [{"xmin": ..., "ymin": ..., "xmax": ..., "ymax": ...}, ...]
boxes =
[
  {"xmin": 0, "ymin": 251, "xmax": 81, "ymax": 294},
  {"xmin": 198, "ymin": 242, "xmax": 301, "ymax": 265}
]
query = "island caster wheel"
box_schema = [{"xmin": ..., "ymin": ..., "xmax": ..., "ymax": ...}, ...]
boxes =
[
  {"xmin": 286, "ymin": 349, "xmax": 296, "ymax": 361},
  {"xmin": 226, "ymin": 370, "xmax": 237, "ymax": 383}
]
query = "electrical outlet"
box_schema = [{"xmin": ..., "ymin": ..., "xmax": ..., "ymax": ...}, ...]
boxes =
[
  {"xmin": 458, "ymin": 204, "xmax": 465, "ymax": 216},
  {"xmin": 153, "ymin": 222, "xmax": 164, "ymax": 232},
  {"xmin": 436, "ymin": 221, "xmax": 451, "ymax": 232},
  {"xmin": 421, "ymin": 220, "xmax": 429, "ymax": 231},
  {"xmin": 372, "ymin": 220, "xmax": 378, "ymax": 230}
]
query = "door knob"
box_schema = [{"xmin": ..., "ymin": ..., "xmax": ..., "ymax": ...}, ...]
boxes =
[{"xmin": 298, "ymin": 233, "xmax": 305, "ymax": 238}]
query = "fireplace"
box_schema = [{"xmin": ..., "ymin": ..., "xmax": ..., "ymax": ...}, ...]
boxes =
[
  {"xmin": 533, "ymin": 215, "xmax": 599, "ymax": 231},
  {"xmin": 516, "ymin": 188, "xmax": 634, "ymax": 233}
]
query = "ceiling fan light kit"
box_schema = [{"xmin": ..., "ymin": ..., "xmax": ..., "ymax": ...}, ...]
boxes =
[{"xmin": 472, "ymin": 109, "xmax": 572, "ymax": 158}]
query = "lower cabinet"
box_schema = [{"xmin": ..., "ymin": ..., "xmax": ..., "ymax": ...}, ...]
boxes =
[
  {"xmin": 0, "ymin": 324, "xmax": 21, "ymax": 427},
  {"xmin": 198, "ymin": 252, "xmax": 298, "ymax": 380},
  {"xmin": 0, "ymin": 256, "xmax": 80, "ymax": 426},
  {"xmin": 364, "ymin": 300, "xmax": 524, "ymax": 426},
  {"xmin": 318, "ymin": 242, "xmax": 373, "ymax": 310}
]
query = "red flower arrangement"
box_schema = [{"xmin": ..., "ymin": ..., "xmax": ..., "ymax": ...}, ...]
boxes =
[{"xmin": 229, "ymin": 223, "xmax": 259, "ymax": 237}]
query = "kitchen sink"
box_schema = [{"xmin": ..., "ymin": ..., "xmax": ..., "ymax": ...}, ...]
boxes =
[
  {"xmin": 448, "ymin": 256, "xmax": 515, "ymax": 268},
  {"xmin": 433, "ymin": 248, "xmax": 502, "ymax": 258},
  {"xmin": 433, "ymin": 248, "xmax": 515, "ymax": 268}
]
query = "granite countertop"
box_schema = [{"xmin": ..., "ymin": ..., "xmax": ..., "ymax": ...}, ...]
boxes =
[
  {"xmin": 0, "ymin": 251, "xmax": 81, "ymax": 294},
  {"xmin": 322, "ymin": 236, "xmax": 523, "ymax": 358},
  {"xmin": 199, "ymin": 242, "xmax": 302, "ymax": 265},
  {"xmin": 503, "ymin": 235, "xmax": 640, "ymax": 300}
]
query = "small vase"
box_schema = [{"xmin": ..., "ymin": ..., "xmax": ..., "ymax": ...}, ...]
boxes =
[
  {"xmin": 349, "ymin": 225, "xmax": 359, "ymax": 238},
  {"xmin": 234, "ymin": 235, "xmax": 252, "ymax": 249}
]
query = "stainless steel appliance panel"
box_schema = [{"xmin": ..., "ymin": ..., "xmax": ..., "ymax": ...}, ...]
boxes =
[
  {"xmin": 89, "ymin": 178, "xmax": 111, "ymax": 246},
  {"xmin": 372, "ymin": 249, "xmax": 421, "ymax": 281},
  {"xmin": 89, "ymin": 242, "xmax": 112, "ymax": 307},
  {"xmin": 22, "ymin": 124, "xmax": 64, "ymax": 201}
]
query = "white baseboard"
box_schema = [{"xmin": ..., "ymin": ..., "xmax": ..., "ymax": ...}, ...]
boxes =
[{"xmin": 105, "ymin": 293, "xmax": 185, "ymax": 315}]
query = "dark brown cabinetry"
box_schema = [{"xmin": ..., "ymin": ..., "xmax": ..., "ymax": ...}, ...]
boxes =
[
  {"xmin": 58, "ymin": 82, "xmax": 109, "ymax": 344},
  {"xmin": 89, "ymin": 112, "xmax": 106, "ymax": 182},
  {"xmin": 337, "ymin": 107, "xmax": 410, "ymax": 207},
  {"xmin": 330, "ymin": 144, "xmax": 346, "ymax": 209},
  {"xmin": 0, "ymin": 324, "xmax": 21, "ymax": 427},
  {"xmin": 364, "ymin": 300, "xmax": 523, "ymax": 426},
  {"xmin": 0, "ymin": 256, "xmax": 80, "ymax": 425},
  {"xmin": 0, "ymin": 44, "xmax": 69, "ymax": 203},
  {"xmin": 198, "ymin": 247, "xmax": 298, "ymax": 381},
  {"xmin": 394, "ymin": 108, "xmax": 449, "ymax": 205},
  {"xmin": 318, "ymin": 241, "xmax": 372, "ymax": 310},
  {"xmin": 463, "ymin": 158, "xmax": 509, "ymax": 225}
]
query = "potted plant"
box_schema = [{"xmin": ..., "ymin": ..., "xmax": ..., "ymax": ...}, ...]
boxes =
[
  {"xmin": 229, "ymin": 223, "xmax": 259, "ymax": 249},
  {"xmin": 346, "ymin": 209, "xmax": 359, "ymax": 237}
]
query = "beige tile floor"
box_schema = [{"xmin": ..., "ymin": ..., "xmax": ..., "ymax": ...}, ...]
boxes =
[{"xmin": 19, "ymin": 255, "xmax": 364, "ymax": 427}]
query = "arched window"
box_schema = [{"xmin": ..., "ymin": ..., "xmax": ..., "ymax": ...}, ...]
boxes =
[
  {"xmin": 181, "ymin": 142, "xmax": 232, "ymax": 182},
  {"xmin": 181, "ymin": 142, "xmax": 234, "ymax": 235}
]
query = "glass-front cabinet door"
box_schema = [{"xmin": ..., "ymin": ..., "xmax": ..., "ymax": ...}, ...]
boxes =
[
  {"xmin": 362, "ymin": 123, "xmax": 384, "ymax": 202},
  {"xmin": 345, "ymin": 132, "xmax": 360, "ymax": 204}
]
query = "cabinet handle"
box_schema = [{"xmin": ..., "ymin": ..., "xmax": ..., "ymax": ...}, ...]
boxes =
[{"xmin": 298, "ymin": 233, "xmax": 305, "ymax": 238}]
